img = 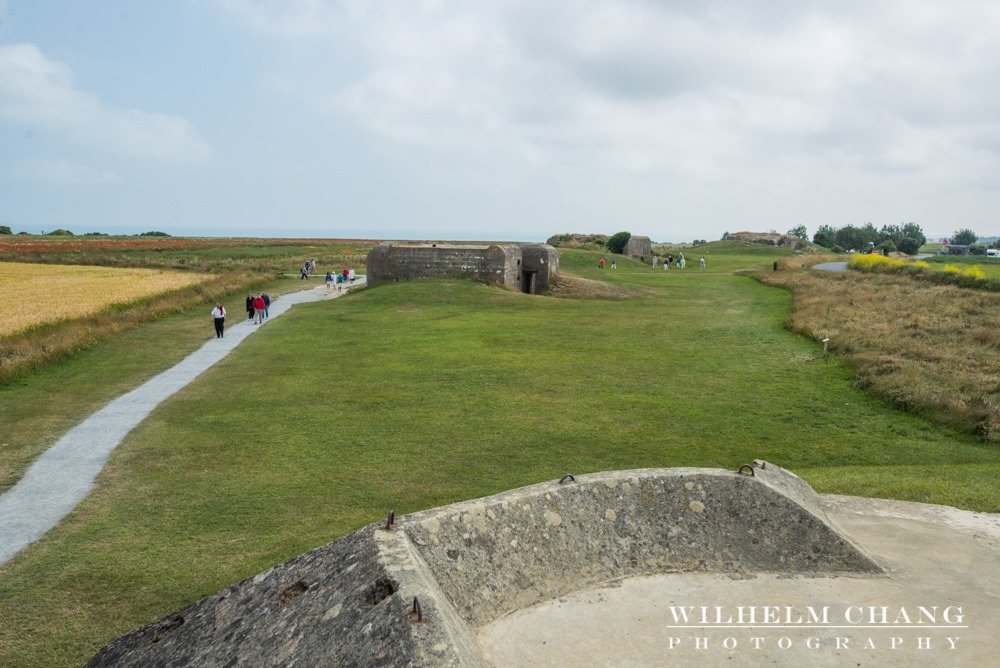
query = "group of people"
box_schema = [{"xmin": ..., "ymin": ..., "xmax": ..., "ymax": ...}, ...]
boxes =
[
  {"xmin": 300, "ymin": 258, "xmax": 317, "ymax": 279},
  {"xmin": 246, "ymin": 293, "xmax": 270, "ymax": 324},
  {"xmin": 599, "ymin": 253, "xmax": 708, "ymax": 271},
  {"xmin": 325, "ymin": 267, "xmax": 356, "ymax": 289},
  {"xmin": 209, "ymin": 291, "xmax": 271, "ymax": 337}
]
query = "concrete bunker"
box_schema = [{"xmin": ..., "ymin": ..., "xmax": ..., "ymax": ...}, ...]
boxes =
[
  {"xmin": 365, "ymin": 242, "xmax": 558, "ymax": 294},
  {"xmin": 89, "ymin": 462, "xmax": 891, "ymax": 666}
]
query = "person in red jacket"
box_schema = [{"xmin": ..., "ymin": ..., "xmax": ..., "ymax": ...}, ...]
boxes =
[{"xmin": 252, "ymin": 294, "xmax": 266, "ymax": 324}]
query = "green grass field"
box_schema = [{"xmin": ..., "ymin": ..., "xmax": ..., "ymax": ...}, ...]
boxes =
[
  {"xmin": 0, "ymin": 244, "xmax": 997, "ymax": 664},
  {"xmin": 924, "ymin": 254, "xmax": 1000, "ymax": 278}
]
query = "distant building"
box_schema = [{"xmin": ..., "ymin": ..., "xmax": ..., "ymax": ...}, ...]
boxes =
[
  {"xmin": 947, "ymin": 245, "xmax": 971, "ymax": 256},
  {"xmin": 366, "ymin": 242, "xmax": 559, "ymax": 294}
]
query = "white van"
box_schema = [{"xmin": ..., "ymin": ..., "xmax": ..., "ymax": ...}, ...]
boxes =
[{"xmin": 987, "ymin": 248, "xmax": 1000, "ymax": 258}]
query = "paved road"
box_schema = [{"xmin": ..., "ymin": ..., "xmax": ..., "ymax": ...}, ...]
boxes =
[
  {"xmin": 813, "ymin": 261, "xmax": 848, "ymax": 272},
  {"xmin": 0, "ymin": 280, "xmax": 365, "ymax": 566}
]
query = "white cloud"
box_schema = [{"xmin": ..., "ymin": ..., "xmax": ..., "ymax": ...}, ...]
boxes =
[
  {"xmin": 324, "ymin": 1, "xmax": 1000, "ymax": 183},
  {"xmin": 11, "ymin": 158, "xmax": 122, "ymax": 185},
  {"xmin": 208, "ymin": 0, "xmax": 349, "ymax": 37},
  {"xmin": 212, "ymin": 1, "xmax": 1000, "ymax": 235},
  {"xmin": 0, "ymin": 43, "xmax": 211, "ymax": 161}
]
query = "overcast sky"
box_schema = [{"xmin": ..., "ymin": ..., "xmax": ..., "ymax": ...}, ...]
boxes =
[{"xmin": 1, "ymin": 1, "xmax": 997, "ymax": 241}]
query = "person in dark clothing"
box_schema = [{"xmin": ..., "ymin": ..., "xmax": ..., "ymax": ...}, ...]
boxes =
[
  {"xmin": 246, "ymin": 294, "xmax": 254, "ymax": 321},
  {"xmin": 211, "ymin": 303, "xmax": 226, "ymax": 338},
  {"xmin": 261, "ymin": 293, "xmax": 271, "ymax": 319}
]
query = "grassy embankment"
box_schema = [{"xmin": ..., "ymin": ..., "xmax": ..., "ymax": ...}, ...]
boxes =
[
  {"xmin": 0, "ymin": 244, "xmax": 997, "ymax": 664},
  {"xmin": 760, "ymin": 260, "xmax": 999, "ymax": 441},
  {"xmin": 0, "ymin": 237, "xmax": 373, "ymax": 492}
]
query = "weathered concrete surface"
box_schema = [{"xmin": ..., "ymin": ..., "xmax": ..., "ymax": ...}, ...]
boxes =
[
  {"xmin": 365, "ymin": 242, "xmax": 558, "ymax": 294},
  {"xmin": 88, "ymin": 463, "xmax": 883, "ymax": 666},
  {"xmin": 479, "ymin": 495, "xmax": 1000, "ymax": 666},
  {"xmin": 366, "ymin": 242, "xmax": 520, "ymax": 289},
  {"xmin": 622, "ymin": 235, "xmax": 652, "ymax": 259},
  {"xmin": 404, "ymin": 464, "xmax": 881, "ymax": 628},
  {"xmin": 88, "ymin": 525, "xmax": 488, "ymax": 667},
  {"xmin": 520, "ymin": 243, "xmax": 559, "ymax": 293}
]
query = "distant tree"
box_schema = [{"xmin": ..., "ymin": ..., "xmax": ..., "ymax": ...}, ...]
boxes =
[
  {"xmin": 877, "ymin": 224, "xmax": 902, "ymax": 245},
  {"xmin": 813, "ymin": 225, "xmax": 836, "ymax": 247},
  {"xmin": 831, "ymin": 245, "xmax": 845, "ymax": 254},
  {"xmin": 48, "ymin": 228, "xmax": 74, "ymax": 236},
  {"xmin": 835, "ymin": 225, "xmax": 870, "ymax": 251},
  {"xmin": 83, "ymin": 231, "xmax": 107, "ymax": 236},
  {"xmin": 721, "ymin": 231, "xmax": 730, "ymax": 240},
  {"xmin": 900, "ymin": 222, "xmax": 926, "ymax": 247},
  {"xmin": 787, "ymin": 225, "xmax": 808, "ymax": 241},
  {"xmin": 897, "ymin": 237, "xmax": 921, "ymax": 255},
  {"xmin": 607, "ymin": 231, "xmax": 632, "ymax": 254},
  {"xmin": 951, "ymin": 228, "xmax": 978, "ymax": 245},
  {"xmin": 860, "ymin": 222, "xmax": 878, "ymax": 244},
  {"xmin": 878, "ymin": 240, "xmax": 896, "ymax": 255},
  {"xmin": 17, "ymin": 231, "xmax": 30, "ymax": 235},
  {"xmin": 969, "ymin": 245, "xmax": 987, "ymax": 255},
  {"xmin": 139, "ymin": 230, "xmax": 171, "ymax": 236},
  {"xmin": 0, "ymin": 225, "xmax": 11, "ymax": 235}
]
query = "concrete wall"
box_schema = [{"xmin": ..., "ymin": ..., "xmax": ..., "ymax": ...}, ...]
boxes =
[
  {"xmin": 519, "ymin": 243, "xmax": 559, "ymax": 294},
  {"xmin": 622, "ymin": 235, "xmax": 652, "ymax": 258},
  {"xmin": 366, "ymin": 242, "xmax": 521, "ymax": 288},
  {"xmin": 404, "ymin": 465, "xmax": 882, "ymax": 627},
  {"xmin": 366, "ymin": 242, "xmax": 558, "ymax": 294},
  {"xmin": 89, "ymin": 463, "xmax": 880, "ymax": 666}
]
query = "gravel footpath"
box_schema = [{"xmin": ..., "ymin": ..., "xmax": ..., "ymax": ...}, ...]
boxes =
[{"xmin": 0, "ymin": 280, "xmax": 364, "ymax": 565}]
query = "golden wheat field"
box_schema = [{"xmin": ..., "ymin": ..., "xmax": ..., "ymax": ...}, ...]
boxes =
[{"xmin": 0, "ymin": 262, "xmax": 213, "ymax": 336}]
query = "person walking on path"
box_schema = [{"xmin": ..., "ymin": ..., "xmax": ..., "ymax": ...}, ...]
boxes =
[
  {"xmin": 599, "ymin": 257, "xmax": 605, "ymax": 269},
  {"xmin": 211, "ymin": 303, "xmax": 226, "ymax": 338},
  {"xmin": 252, "ymin": 294, "xmax": 266, "ymax": 324},
  {"xmin": 300, "ymin": 263, "xmax": 309, "ymax": 280},
  {"xmin": 245, "ymin": 294, "xmax": 254, "ymax": 321},
  {"xmin": 611, "ymin": 259, "xmax": 617, "ymax": 269},
  {"xmin": 0, "ymin": 278, "xmax": 368, "ymax": 567},
  {"xmin": 325, "ymin": 271, "xmax": 334, "ymax": 289},
  {"xmin": 652, "ymin": 256, "xmax": 658, "ymax": 268},
  {"xmin": 261, "ymin": 293, "xmax": 271, "ymax": 319},
  {"xmin": 700, "ymin": 256, "xmax": 706, "ymax": 270}
]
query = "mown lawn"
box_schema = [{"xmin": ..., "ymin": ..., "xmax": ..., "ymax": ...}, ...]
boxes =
[
  {"xmin": 0, "ymin": 247, "xmax": 997, "ymax": 664},
  {"xmin": 0, "ymin": 276, "xmax": 314, "ymax": 492}
]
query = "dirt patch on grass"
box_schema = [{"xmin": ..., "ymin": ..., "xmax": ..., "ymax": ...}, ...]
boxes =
[
  {"xmin": 759, "ymin": 269, "xmax": 1000, "ymax": 441},
  {"xmin": 547, "ymin": 274, "xmax": 648, "ymax": 299}
]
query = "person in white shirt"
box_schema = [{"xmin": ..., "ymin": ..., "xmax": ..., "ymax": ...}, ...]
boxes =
[{"xmin": 211, "ymin": 303, "xmax": 226, "ymax": 338}]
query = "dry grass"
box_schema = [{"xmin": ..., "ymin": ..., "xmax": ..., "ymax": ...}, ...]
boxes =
[
  {"xmin": 776, "ymin": 253, "xmax": 843, "ymax": 271},
  {"xmin": 0, "ymin": 262, "xmax": 213, "ymax": 336},
  {"xmin": 759, "ymin": 269, "xmax": 1000, "ymax": 441},
  {"xmin": 0, "ymin": 270, "xmax": 266, "ymax": 385}
]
